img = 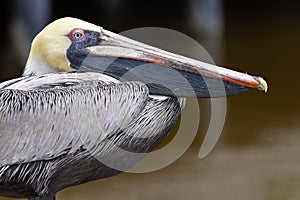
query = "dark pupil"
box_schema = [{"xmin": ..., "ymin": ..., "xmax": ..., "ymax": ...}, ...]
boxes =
[{"xmin": 74, "ymin": 32, "xmax": 82, "ymax": 39}]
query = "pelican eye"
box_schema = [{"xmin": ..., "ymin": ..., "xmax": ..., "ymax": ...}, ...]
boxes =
[
  {"xmin": 73, "ymin": 32, "xmax": 83, "ymax": 39},
  {"xmin": 69, "ymin": 29, "xmax": 85, "ymax": 41}
]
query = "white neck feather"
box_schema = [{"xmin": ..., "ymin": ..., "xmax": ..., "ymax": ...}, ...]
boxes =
[{"xmin": 23, "ymin": 54, "xmax": 58, "ymax": 76}]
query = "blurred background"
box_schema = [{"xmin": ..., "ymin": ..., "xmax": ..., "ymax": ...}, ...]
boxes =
[{"xmin": 0, "ymin": 0, "xmax": 300, "ymax": 199}]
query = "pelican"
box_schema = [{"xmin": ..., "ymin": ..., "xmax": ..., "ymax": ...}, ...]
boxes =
[{"xmin": 0, "ymin": 17, "xmax": 267, "ymax": 200}]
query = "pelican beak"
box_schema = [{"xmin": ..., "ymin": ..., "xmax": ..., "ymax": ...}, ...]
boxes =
[{"xmin": 68, "ymin": 29, "xmax": 268, "ymax": 98}]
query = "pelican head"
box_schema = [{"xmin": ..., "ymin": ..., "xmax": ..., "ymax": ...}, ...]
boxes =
[{"xmin": 24, "ymin": 17, "xmax": 267, "ymax": 97}]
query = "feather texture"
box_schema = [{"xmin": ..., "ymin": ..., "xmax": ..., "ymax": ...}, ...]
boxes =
[{"xmin": 0, "ymin": 72, "xmax": 183, "ymax": 198}]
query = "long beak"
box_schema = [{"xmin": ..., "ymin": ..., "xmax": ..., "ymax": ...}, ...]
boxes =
[{"xmin": 77, "ymin": 29, "xmax": 267, "ymax": 98}]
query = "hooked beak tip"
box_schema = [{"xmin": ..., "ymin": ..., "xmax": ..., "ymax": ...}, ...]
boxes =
[{"xmin": 256, "ymin": 77, "xmax": 268, "ymax": 92}]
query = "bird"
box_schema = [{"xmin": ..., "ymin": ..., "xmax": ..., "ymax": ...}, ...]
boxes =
[{"xmin": 0, "ymin": 17, "xmax": 267, "ymax": 200}]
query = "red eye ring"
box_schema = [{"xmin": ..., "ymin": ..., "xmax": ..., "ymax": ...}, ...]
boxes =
[{"xmin": 68, "ymin": 29, "xmax": 85, "ymax": 41}]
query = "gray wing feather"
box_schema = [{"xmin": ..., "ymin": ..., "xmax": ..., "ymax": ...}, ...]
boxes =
[
  {"xmin": 0, "ymin": 72, "xmax": 119, "ymax": 90},
  {"xmin": 0, "ymin": 73, "xmax": 149, "ymax": 166}
]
